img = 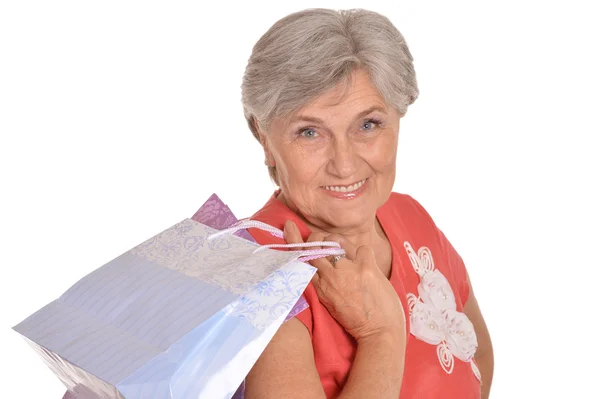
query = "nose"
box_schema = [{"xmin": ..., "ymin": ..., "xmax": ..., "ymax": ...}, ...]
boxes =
[{"xmin": 326, "ymin": 136, "xmax": 358, "ymax": 179}]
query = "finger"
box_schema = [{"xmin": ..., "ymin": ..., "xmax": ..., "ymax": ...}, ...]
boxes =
[
  {"xmin": 307, "ymin": 231, "xmax": 327, "ymax": 244},
  {"xmin": 305, "ymin": 231, "xmax": 335, "ymax": 270},
  {"xmin": 329, "ymin": 254, "xmax": 352, "ymax": 269},
  {"xmin": 323, "ymin": 234, "xmax": 357, "ymax": 261},
  {"xmin": 355, "ymin": 245, "xmax": 378, "ymax": 270},
  {"xmin": 311, "ymin": 271, "xmax": 320, "ymax": 285},
  {"xmin": 283, "ymin": 220, "xmax": 303, "ymax": 245},
  {"xmin": 284, "ymin": 224, "xmax": 331, "ymax": 272}
]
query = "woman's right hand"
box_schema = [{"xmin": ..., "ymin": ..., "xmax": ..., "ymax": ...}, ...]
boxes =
[{"xmin": 283, "ymin": 220, "xmax": 406, "ymax": 343}]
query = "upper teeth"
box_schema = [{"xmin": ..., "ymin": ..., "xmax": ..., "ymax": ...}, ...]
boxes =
[{"xmin": 325, "ymin": 179, "xmax": 366, "ymax": 193}]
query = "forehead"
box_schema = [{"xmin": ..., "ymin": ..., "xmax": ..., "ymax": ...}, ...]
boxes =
[{"xmin": 296, "ymin": 69, "xmax": 388, "ymax": 117}]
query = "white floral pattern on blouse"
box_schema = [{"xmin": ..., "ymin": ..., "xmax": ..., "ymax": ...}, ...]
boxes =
[{"xmin": 404, "ymin": 241, "xmax": 481, "ymax": 380}]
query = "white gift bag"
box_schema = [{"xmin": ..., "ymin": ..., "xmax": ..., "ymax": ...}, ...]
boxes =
[{"xmin": 14, "ymin": 218, "xmax": 343, "ymax": 399}]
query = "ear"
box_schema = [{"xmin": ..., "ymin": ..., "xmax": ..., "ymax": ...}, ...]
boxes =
[
  {"xmin": 261, "ymin": 138, "xmax": 276, "ymax": 167},
  {"xmin": 254, "ymin": 119, "xmax": 276, "ymax": 167}
]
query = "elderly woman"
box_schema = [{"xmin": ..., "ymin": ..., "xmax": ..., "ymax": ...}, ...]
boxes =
[{"xmin": 240, "ymin": 8, "xmax": 493, "ymax": 399}]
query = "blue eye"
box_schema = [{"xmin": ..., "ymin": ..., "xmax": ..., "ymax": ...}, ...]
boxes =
[
  {"xmin": 361, "ymin": 119, "xmax": 381, "ymax": 131},
  {"xmin": 299, "ymin": 128, "xmax": 319, "ymax": 138}
]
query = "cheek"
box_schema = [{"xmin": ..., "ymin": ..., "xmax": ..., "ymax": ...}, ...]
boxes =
[
  {"xmin": 368, "ymin": 135, "xmax": 398, "ymax": 171},
  {"xmin": 275, "ymin": 147, "xmax": 322, "ymax": 187}
]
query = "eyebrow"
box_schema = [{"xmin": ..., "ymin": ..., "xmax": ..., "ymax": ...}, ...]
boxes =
[{"xmin": 293, "ymin": 105, "xmax": 388, "ymax": 124}]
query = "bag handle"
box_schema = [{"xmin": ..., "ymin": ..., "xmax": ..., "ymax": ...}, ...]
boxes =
[{"xmin": 206, "ymin": 219, "xmax": 345, "ymax": 262}]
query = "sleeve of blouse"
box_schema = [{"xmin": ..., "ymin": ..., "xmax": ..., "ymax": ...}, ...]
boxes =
[
  {"xmin": 405, "ymin": 195, "xmax": 471, "ymax": 307},
  {"xmin": 437, "ymin": 228, "xmax": 470, "ymax": 306},
  {"xmin": 293, "ymin": 287, "xmax": 315, "ymax": 336}
]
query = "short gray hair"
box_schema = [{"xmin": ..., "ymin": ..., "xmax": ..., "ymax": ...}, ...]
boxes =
[{"xmin": 241, "ymin": 8, "xmax": 419, "ymax": 184}]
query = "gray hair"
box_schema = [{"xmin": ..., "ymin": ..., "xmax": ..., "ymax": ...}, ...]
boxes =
[{"xmin": 241, "ymin": 8, "xmax": 419, "ymax": 184}]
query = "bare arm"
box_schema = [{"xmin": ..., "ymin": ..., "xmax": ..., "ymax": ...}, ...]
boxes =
[
  {"xmin": 339, "ymin": 330, "xmax": 405, "ymax": 399},
  {"xmin": 463, "ymin": 275, "xmax": 494, "ymax": 399},
  {"xmin": 245, "ymin": 317, "xmax": 405, "ymax": 399},
  {"xmin": 245, "ymin": 318, "xmax": 326, "ymax": 399}
]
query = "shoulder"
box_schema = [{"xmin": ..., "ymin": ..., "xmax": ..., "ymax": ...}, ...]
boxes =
[
  {"xmin": 383, "ymin": 192, "xmax": 431, "ymax": 214},
  {"xmin": 385, "ymin": 193, "xmax": 472, "ymax": 305},
  {"xmin": 380, "ymin": 192, "xmax": 438, "ymax": 230},
  {"xmin": 249, "ymin": 190, "xmax": 311, "ymax": 245},
  {"xmin": 251, "ymin": 191, "xmax": 296, "ymax": 229},
  {"xmin": 385, "ymin": 192, "xmax": 422, "ymax": 208}
]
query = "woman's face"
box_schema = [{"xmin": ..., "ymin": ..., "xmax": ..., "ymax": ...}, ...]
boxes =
[{"xmin": 261, "ymin": 69, "xmax": 401, "ymax": 232}]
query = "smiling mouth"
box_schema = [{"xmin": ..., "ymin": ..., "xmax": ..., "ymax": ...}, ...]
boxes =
[{"xmin": 322, "ymin": 179, "xmax": 367, "ymax": 193}]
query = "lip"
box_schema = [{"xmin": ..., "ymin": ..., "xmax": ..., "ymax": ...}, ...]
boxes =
[{"xmin": 320, "ymin": 178, "xmax": 369, "ymax": 200}]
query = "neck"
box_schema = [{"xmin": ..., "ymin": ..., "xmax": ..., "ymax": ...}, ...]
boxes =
[
  {"xmin": 276, "ymin": 190, "xmax": 386, "ymax": 249},
  {"xmin": 307, "ymin": 217, "xmax": 386, "ymax": 251}
]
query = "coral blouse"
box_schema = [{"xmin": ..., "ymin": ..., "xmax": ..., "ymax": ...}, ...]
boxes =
[{"xmin": 249, "ymin": 191, "xmax": 481, "ymax": 399}]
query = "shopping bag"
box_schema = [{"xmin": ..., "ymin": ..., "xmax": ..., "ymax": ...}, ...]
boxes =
[
  {"xmin": 14, "ymin": 200, "xmax": 342, "ymax": 398},
  {"xmin": 59, "ymin": 194, "xmax": 310, "ymax": 399}
]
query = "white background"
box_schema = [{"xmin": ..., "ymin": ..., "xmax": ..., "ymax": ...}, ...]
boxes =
[{"xmin": 1, "ymin": 1, "xmax": 598, "ymax": 397}]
